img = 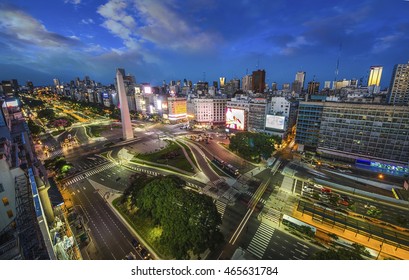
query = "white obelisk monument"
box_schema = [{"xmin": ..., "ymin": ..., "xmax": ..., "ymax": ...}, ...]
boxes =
[{"xmin": 116, "ymin": 68, "xmax": 134, "ymax": 140}]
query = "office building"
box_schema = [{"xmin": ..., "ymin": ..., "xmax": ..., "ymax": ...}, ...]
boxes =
[
  {"xmin": 252, "ymin": 70, "xmax": 266, "ymax": 93},
  {"xmin": 295, "ymin": 71, "xmax": 306, "ymax": 90},
  {"xmin": 388, "ymin": 62, "xmax": 409, "ymax": 105},
  {"xmin": 192, "ymin": 97, "xmax": 227, "ymax": 127},
  {"xmin": 219, "ymin": 77, "xmax": 226, "ymax": 88},
  {"xmin": 368, "ymin": 66, "xmax": 383, "ymax": 87},
  {"xmin": 248, "ymin": 98, "xmax": 268, "ymax": 131},
  {"xmin": 295, "ymin": 102, "xmax": 324, "ymax": 149},
  {"xmin": 307, "ymin": 81, "xmax": 320, "ymax": 95},
  {"xmin": 296, "ymin": 101, "xmax": 409, "ymax": 174},
  {"xmin": 242, "ymin": 75, "xmax": 253, "ymax": 91}
]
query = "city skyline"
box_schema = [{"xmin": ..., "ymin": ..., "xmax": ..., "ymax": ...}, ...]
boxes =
[{"xmin": 0, "ymin": 0, "xmax": 409, "ymax": 87}]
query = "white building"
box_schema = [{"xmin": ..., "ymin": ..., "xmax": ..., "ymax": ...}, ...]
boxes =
[
  {"xmin": 192, "ymin": 98, "xmax": 227, "ymax": 126},
  {"xmin": 269, "ymin": 96, "xmax": 291, "ymax": 117}
]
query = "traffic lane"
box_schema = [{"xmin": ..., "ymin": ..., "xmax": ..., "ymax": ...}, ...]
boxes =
[
  {"xmin": 184, "ymin": 141, "xmax": 219, "ymax": 182},
  {"xmin": 69, "ymin": 182, "xmax": 116, "ymax": 259},
  {"xmin": 70, "ymin": 180, "xmax": 139, "ymax": 260},
  {"xmin": 266, "ymin": 230, "xmax": 318, "ymax": 260},
  {"xmin": 197, "ymin": 139, "xmax": 256, "ymax": 174},
  {"xmin": 80, "ymin": 185, "xmax": 140, "ymax": 260},
  {"xmin": 352, "ymin": 197, "xmax": 409, "ymax": 227}
]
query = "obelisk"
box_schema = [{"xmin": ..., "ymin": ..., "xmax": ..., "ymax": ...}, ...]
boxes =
[{"xmin": 116, "ymin": 68, "xmax": 134, "ymax": 140}]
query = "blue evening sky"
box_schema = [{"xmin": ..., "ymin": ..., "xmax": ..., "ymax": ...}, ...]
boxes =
[{"xmin": 0, "ymin": 0, "xmax": 408, "ymax": 88}]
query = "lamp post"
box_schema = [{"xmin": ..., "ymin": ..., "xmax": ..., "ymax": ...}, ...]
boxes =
[{"xmin": 376, "ymin": 243, "xmax": 383, "ymax": 260}]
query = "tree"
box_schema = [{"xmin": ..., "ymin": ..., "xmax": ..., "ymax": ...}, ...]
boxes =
[
  {"xmin": 27, "ymin": 120, "xmax": 42, "ymax": 135},
  {"xmin": 229, "ymin": 132, "xmax": 277, "ymax": 162},
  {"xmin": 127, "ymin": 175, "xmax": 223, "ymax": 259},
  {"xmin": 37, "ymin": 108, "xmax": 56, "ymax": 120},
  {"xmin": 51, "ymin": 118, "xmax": 71, "ymax": 129}
]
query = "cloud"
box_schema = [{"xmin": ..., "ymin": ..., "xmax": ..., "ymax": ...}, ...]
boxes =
[
  {"xmin": 64, "ymin": 0, "xmax": 81, "ymax": 5},
  {"xmin": 0, "ymin": 4, "xmax": 80, "ymax": 48},
  {"xmin": 81, "ymin": 18, "xmax": 94, "ymax": 25},
  {"xmin": 371, "ymin": 33, "xmax": 403, "ymax": 54},
  {"xmin": 97, "ymin": 0, "xmax": 221, "ymax": 53}
]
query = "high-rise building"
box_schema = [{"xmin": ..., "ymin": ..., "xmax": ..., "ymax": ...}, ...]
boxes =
[
  {"xmin": 295, "ymin": 71, "xmax": 306, "ymax": 90},
  {"xmin": 242, "ymin": 74, "xmax": 253, "ymax": 91},
  {"xmin": 116, "ymin": 68, "xmax": 134, "ymax": 140},
  {"xmin": 219, "ymin": 77, "xmax": 226, "ymax": 88},
  {"xmin": 307, "ymin": 81, "xmax": 320, "ymax": 95},
  {"xmin": 252, "ymin": 69, "xmax": 266, "ymax": 93},
  {"xmin": 271, "ymin": 82, "xmax": 278, "ymax": 91},
  {"xmin": 388, "ymin": 62, "xmax": 409, "ymax": 105},
  {"xmin": 296, "ymin": 101, "xmax": 409, "ymax": 175},
  {"xmin": 282, "ymin": 83, "xmax": 290, "ymax": 90},
  {"xmin": 291, "ymin": 81, "xmax": 302, "ymax": 94},
  {"xmin": 368, "ymin": 66, "xmax": 383, "ymax": 87}
]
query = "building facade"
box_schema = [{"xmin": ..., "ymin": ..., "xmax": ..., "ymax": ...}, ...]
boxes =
[
  {"xmin": 296, "ymin": 101, "xmax": 409, "ymax": 174},
  {"xmin": 248, "ymin": 99, "xmax": 267, "ymax": 131},
  {"xmin": 388, "ymin": 62, "xmax": 409, "ymax": 105},
  {"xmin": 368, "ymin": 66, "xmax": 383, "ymax": 87},
  {"xmin": 252, "ymin": 70, "xmax": 265, "ymax": 93}
]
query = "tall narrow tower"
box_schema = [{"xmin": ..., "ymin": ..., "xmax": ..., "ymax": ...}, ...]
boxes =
[{"xmin": 116, "ymin": 68, "xmax": 134, "ymax": 140}]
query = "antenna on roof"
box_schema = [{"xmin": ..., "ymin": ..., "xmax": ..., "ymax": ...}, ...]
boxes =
[{"xmin": 335, "ymin": 42, "xmax": 342, "ymax": 81}]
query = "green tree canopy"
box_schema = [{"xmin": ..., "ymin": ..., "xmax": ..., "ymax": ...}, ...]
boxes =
[
  {"xmin": 27, "ymin": 120, "xmax": 43, "ymax": 135},
  {"xmin": 229, "ymin": 132, "xmax": 279, "ymax": 162},
  {"xmin": 37, "ymin": 108, "xmax": 56, "ymax": 120},
  {"xmin": 128, "ymin": 175, "xmax": 223, "ymax": 259}
]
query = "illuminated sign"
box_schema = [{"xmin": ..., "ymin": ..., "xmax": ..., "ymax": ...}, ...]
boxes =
[
  {"xmin": 144, "ymin": 86, "xmax": 152, "ymax": 94},
  {"xmin": 226, "ymin": 108, "xmax": 245, "ymax": 130},
  {"xmin": 265, "ymin": 115, "xmax": 285, "ymax": 130},
  {"xmin": 5, "ymin": 99, "xmax": 19, "ymax": 107},
  {"xmin": 102, "ymin": 92, "xmax": 109, "ymax": 98}
]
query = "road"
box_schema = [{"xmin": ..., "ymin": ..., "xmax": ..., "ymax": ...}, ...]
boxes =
[{"xmin": 67, "ymin": 178, "xmax": 140, "ymax": 260}]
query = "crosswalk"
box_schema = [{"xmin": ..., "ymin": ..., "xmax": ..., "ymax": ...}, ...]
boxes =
[
  {"xmin": 215, "ymin": 200, "xmax": 227, "ymax": 218},
  {"xmin": 125, "ymin": 165, "xmax": 161, "ymax": 176},
  {"xmin": 46, "ymin": 149, "xmax": 63, "ymax": 159},
  {"xmin": 245, "ymin": 191, "xmax": 267, "ymax": 204},
  {"xmin": 63, "ymin": 162, "xmax": 116, "ymax": 186},
  {"xmin": 246, "ymin": 222, "xmax": 275, "ymax": 259},
  {"xmin": 260, "ymin": 208, "xmax": 281, "ymax": 224}
]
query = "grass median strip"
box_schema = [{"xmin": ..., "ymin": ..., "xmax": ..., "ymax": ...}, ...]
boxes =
[{"xmin": 134, "ymin": 140, "xmax": 194, "ymax": 173}]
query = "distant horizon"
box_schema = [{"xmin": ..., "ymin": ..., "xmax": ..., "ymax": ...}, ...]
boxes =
[{"xmin": 1, "ymin": 0, "xmax": 409, "ymax": 89}]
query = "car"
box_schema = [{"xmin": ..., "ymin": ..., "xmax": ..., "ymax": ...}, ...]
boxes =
[
  {"xmin": 131, "ymin": 238, "xmax": 140, "ymax": 248},
  {"xmin": 334, "ymin": 208, "xmax": 349, "ymax": 216},
  {"xmin": 314, "ymin": 202, "xmax": 330, "ymax": 209},
  {"xmin": 303, "ymin": 188, "xmax": 314, "ymax": 194},
  {"xmin": 125, "ymin": 252, "xmax": 136, "ymax": 260},
  {"xmin": 139, "ymin": 247, "xmax": 151, "ymax": 260},
  {"xmin": 321, "ymin": 188, "xmax": 331, "ymax": 193},
  {"xmin": 319, "ymin": 193, "xmax": 330, "ymax": 199},
  {"xmin": 338, "ymin": 199, "xmax": 349, "ymax": 206}
]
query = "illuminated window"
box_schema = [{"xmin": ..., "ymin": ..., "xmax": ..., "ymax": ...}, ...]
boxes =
[
  {"xmin": 2, "ymin": 197, "xmax": 9, "ymax": 206},
  {"xmin": 7, "ymin": 210, "xmax": 13, "ymax": 218}
]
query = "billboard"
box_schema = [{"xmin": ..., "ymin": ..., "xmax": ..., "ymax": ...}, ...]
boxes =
[
  {"xmin": 265, "ymin": 115, "xmax": 285, "ymax": 130},
  {"xmin": 226, "ymin": 108, "xmax": 245, "ymax": 130},
  {"xmin": 5, "ymin": 99, "xmax": 19, "ymax": 107}
]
